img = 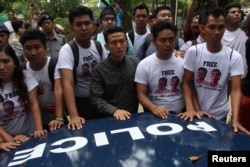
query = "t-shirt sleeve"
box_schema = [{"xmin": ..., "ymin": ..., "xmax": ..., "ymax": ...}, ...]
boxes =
[
  {"xmin": 57, "ymin": 44, "xmax": 74, "ymax": 70},
  {"xmin": 23, "ymin": 70, "xmax": 38, "ymax": 92},
  {"xmin": 134, "ymin": 60, "xmax": 148, "ymax": 85},
  {"xmin": 183, "ymin": 46, "xmax": 196, "ymax": 72},
  {"xmin": 230, "ymin": 50, "xmax": 245, "ymax": 77}
]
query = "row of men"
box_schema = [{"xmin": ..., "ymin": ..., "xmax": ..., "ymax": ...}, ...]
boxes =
[{"xmin": 1, "ymin": 3, "xmax": 250, "ymax": 152}]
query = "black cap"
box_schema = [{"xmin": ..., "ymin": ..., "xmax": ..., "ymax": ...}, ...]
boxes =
[
  {"xmin": 0, "ymin": 24, "xmax": 10, "ymax": 34},
  {"xmin": 99, "ymin": 7, "xmax": 116, "ymax": 21},
  {"xmin": 38, "ymin": 14, "xmax": 54, "ymax": 26}
]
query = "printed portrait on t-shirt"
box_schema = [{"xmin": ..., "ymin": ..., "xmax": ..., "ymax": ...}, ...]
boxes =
[
  {"xmin": 37, "ymin": 80, "xmax": 45, "ymax": 96},
  {"xmin": 82, "ymin": 63, "xmax": 90, "ymax": 78},
  {"xmin": 3, "ymin": 100, "xmax": 15, "ymax": 119},
  {"xmin": 196, "ymin": 67, "xmax": 209, "ymax": 86},
  {"xmin": 154, "ymin": 77, "xmax": 171, "ymax": 94},
  {"xmin": 91, "ymin": 60, "xmax": 98, "ymax": 69},
  {"xmin": 209, "ymin": 69, "xmax": 222, "ymax": 88},
  {"xmin": 170, "ymin": 76, "xmax": 180, "ymax": 93},
  {"xmin": 18, "ymin": 97, "xmax": 29, "ymax": 113}
]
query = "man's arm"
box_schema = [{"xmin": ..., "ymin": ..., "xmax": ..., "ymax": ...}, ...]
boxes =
[
  {"xmin": 231, "ymin": 76, "xmax": 250, "ymax": 135},
  {"xmin": 137, "ymin": 83, "xmax": 168, "ymax": 119},
  {"xmin": 28, "ymin": 87, "xmax": 47, "ymax": 137},
  {"xmin": 49, "ymin": 78, "xmax": 65, "ymax": 131},
  {"xmin": 183, "ymin": 0, "xmax": 196, "ymax": 41},
  {"xmin": 60, "ymin": 69, "xmax": 85, "ymax": 130},
  {"xmin": 178, "ymin": 69, "xmax": 199, "ymax": 121}
]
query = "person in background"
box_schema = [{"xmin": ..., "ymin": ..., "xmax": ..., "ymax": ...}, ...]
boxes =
[
  {"xmin": 10, "ymin": 20, "xmax": 25, "ymax": 63},
  {"xmin": 110, "ymin": 3, "xmax": 123, "ymax": 27},
  {"xmin": 0, "ymin": 24, "xmax": 10, "ymax": 44},
  {"xmin": 27, "ymin": 3, "xmax": 41, "ymax": 30},
  {"xmin": 0, "ymin": 43, "xmax": 47, "ymax": 142},
  {"xmin": 96, "ymin": 6, "xmax": 134, "ymax": 56},
  {"xmin": 91, "ymin": 26, "xmax": 139, "ymax": 120},
  {"xmin": 38, "ymin": 13, "xmax": 65, "ymax": 58},
  {"xmin": 239, "ymin": 13, "xmax": 250, "ymax": 131},
  {"xmin": 126, "ymin": 4, "xmax": 151, "ymax": 59}
]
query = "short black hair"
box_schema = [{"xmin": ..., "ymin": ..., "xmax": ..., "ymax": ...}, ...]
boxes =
[
  {"xmin": 11, "ymin": 20, "xmax": 24, "ymax": 33},
  {"xmin": 69, "ymin": 5, "xmax": 93, "ymax": 25},
  {"xmin": 152, "ymin": 20, "xmax": 177, "ymax": 39},
  {"xmin": 20, "ymin": 29, "xmax": 47, "ymax": 47},
  {"xmin": 133, "ymin": 3, "xmax": 149, "ymax": 16},
  {"xmin": 199, "ymin": 8, "xmax": 225, "ymax": 25},
  {"xmin": 153, "ymin": 6, "xmax": 171, "ymax": 18},
  {"xmin": 224, "ymin": 3, "xmax": 241, "ymax": 16},
  {"xmin": 104, "ymin": 26, "xmax": 126, "ymax": 43}
]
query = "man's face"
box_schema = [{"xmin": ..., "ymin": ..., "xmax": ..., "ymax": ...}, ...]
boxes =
[
  {"xmin": 101, "ymin": 15, "xmax": 116, "ymax": 31},
  {"xmin": 71, "ymin": 15, "xmax": 94, "ymax": 42},
  {"xmin": 210, "ymin": 70, "xmax": 221, "ymax": 83},
  {"xmin": 152, "ymin": 29, "xmax": 176, "ymax": 58},
  {"xmin": 8, "ymin": 12, "xmax": 15, "ymax": 21},
  {"xmin": 105, "ymin": 32, "xmax": 128, "ymax": 59},
  {"xmin": 201, "ymin": 15, "xmax": 225, "ymax": 44},
  {"xmin": 82, "ymin": 64, "xmax": 90, "ymax": 75},
  {"xmin": 41, "ymin": 20, "xmax": 54, "ymax": 33},
  {"xmin": 3, "ymin": 102, "xmax": 14, "ymax": 115},
  {"xmin": 23, "ymin": 39, "xmax": 47, "ymax": 66},
  {"xmin": 133, "ymin": 9, "xmax": 149, "ymax": 29},
  {"xmin": 171, "ymin": 77, "xmax": 179, "ymax": 88},
  {"xmin": 191, "ymin": 17, "xmax": 200, "ymax": 35},
  {"xmin": 0, "ymin": 32, "xmax": 9, "ymax": 43},
  {"xmin": 197, "ymin": 69, "xmax": 206, "ymax": 80},
  {"xmin": 226, "ymin": 7, "xmax": 241, "ymax": 25},
  {"xmin": 158, "ymin": 79, "xmax": 167, "ymax": 90},
  {"xmin": 155, "ymin": 9, "xmax": 173, "ymax": 23}
]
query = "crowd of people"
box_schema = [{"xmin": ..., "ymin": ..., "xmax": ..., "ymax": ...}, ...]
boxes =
[{"xmin": 0, "ymin": 0, "xmax": 250, "ymax": 153}]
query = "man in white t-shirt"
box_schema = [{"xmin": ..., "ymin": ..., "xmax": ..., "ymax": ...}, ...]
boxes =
[
  {"xmin": 126, "ymin": 4, "xmax": 151, "ymax": 59},
  {"xmin": 57, "ymin": 5, "xmax": 107, "ymax": 130},
  {"xmin": 179, "ymin": 8, "xmax": 250, "ymax": 135},
  {"xmin": 20, "ymin": 29, "xmax": 65, "ymax": 131},
  {"xmin": 221, "ymin": 3, "xmax": 248, "ymax": 77},
  {"xmin": 135, "ymin": 21, "xmax": 184, "ymax": 119}
]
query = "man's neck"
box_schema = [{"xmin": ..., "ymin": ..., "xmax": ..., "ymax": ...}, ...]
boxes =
[
  {"xmin": 206, "ymin": 42, "xmax": 222, "ymax": 53},
  {"xmin": 226, "ymin": 23, "xmax": 239, "ymax": 31},
  {"xmin": 46, "ymin": 30, "xmax": 55, "ymax": 40},
  {"xmin": 135, "ymin": 27, "xmax": 147, "ymax": 35},
  {"xmin": 75, "ymin": 38, "xmax": 91, "ymax": 48},
  {"xmin": 30, "ymin": 57, "xmax": 48, "ymax": 71}
]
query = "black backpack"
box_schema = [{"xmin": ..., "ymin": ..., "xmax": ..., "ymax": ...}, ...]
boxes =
[
  {"xmin": 68, "ymin": 40, "xmax": 103, "ymax": 85},
  {"xmin": 127, "ymin": 30, "xmax": 134, "ymax": 45}
]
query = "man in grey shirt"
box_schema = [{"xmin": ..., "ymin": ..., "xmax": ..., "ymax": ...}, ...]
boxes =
[{"xmin": 90, "ymin": 26, "xmax": 139, "ymax": 120}]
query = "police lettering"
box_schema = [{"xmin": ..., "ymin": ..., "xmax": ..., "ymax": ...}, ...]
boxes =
[
  {"xmin": 161, "ymin": 70, "xmax": 175, "ymax": 76},
  {"xmin": 8, "ymin": 122, "xmax": 217, "ymax": 166},
  {"xmin": 203, "ymin": 61, "xmax": 217, "ymax": 67}
]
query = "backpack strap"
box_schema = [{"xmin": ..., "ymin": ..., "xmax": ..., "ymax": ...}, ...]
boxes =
[
  {"xmin": 93, "ymin": 34, "xmax": 97, "ymax": 40},
  {"xmin": 142, "ymin": 33, "xmax": 152, "ymax": 59},
  {"xmin": 68, "ymin": 40, "xmax": 79, "ymax": 85},
  {"xmin": 48, "ymin": 56, "xmax": 59, "ymax": 90},
  {"xmin": 128, "ymin": 30, "xmax": 134, "ymax": 45},
  {"xmin": 93, "ymin": 40, "xmax": 103, "ymax": 60}
]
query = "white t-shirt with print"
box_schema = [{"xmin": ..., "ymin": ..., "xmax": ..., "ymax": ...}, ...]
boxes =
[
  {"xmin": 135, "ymin": 53, "xmax": 184, "ymax": 113},
  {"xmin": 0, "ymin": 71, "xmax": 38, "ymax": 136},
  {"xmin": 26, "ymin": 57, "xmax": 59, "ymax": 124},
  {"xmin": 183, "ymin": 43, "xmax": 244, "ymax": 120},
  {"xmin": 57, "ymin": 39, "xmax": 107, "ymax": 98}
]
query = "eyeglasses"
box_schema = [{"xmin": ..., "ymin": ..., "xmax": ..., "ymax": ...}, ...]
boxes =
[{"xmin": 103, "ymin": 17, "xmax": 116, "ymax": 22}]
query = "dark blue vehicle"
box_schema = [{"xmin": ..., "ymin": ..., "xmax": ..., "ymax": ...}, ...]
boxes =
[{"xmin": 1, "ymin": 112, "xmax": 250, "ymax": 167}]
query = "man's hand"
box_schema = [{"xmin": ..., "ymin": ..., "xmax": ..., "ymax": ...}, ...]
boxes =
[
  {"xmin": 178, "ymin": 110, "xmax": 199, "ymax": 121},
  {"xmin": 68, "ymin": 116, "xmax": 85, "ymax": 130},
  {"xmin": 14, "ymin": 135, "xmax": 29, "ymax": 143},
  {"xmin": 232, "ymin": 120, "xmax": 250, "ymax": 136},
  {"xmin": 30, "ymin": 129, "xmax": 47, "ymax": 138},
  {"xmin": 49, "ymin": 120, "xmax": 64, "ymax": 131},
  {"xmin": 0, "ymin": 141, "xmax": 20, "ymax": 152},
  {"xmin": 151, "ymin": 106, "xmax": 168, "ymax": 119},
  {"xmin": 113, "ymin": 109, "xmax": 131, "ymax": 120}
]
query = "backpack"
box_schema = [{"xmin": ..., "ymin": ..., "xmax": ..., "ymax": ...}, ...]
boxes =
[
  {"xmin": 127, "ymin": 30, "xmax": 134, "ymax": 45},
  {"xmin": 21, "ymin": 56, "xmax": 58, "ymax": 90},
  {"xmin": 68, "ymin": 40, "xmax": 103, "ymax": 85}
]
